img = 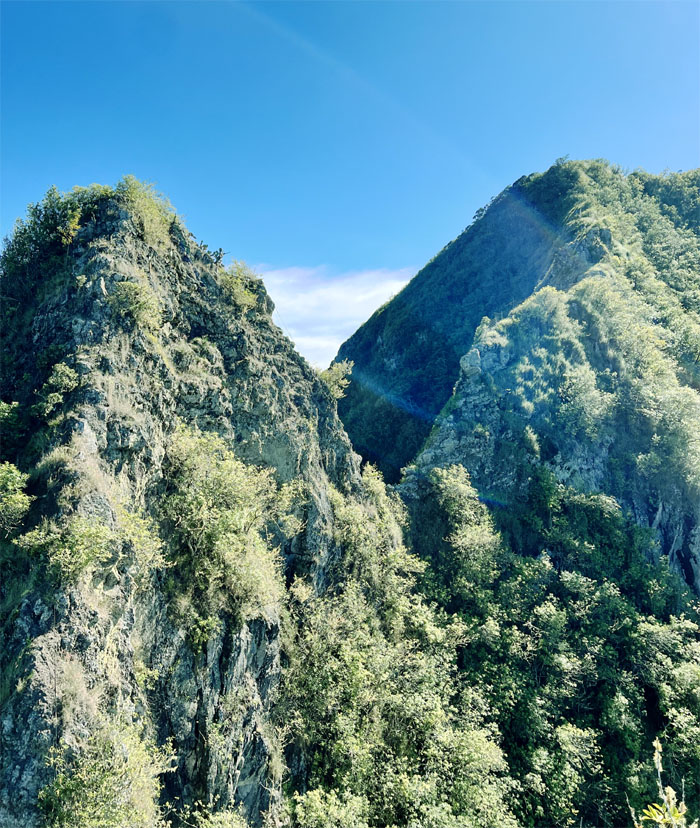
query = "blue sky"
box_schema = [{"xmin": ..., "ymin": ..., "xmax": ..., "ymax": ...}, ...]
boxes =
[{"xmin": 2, "ymin": 1, "xmax": 699, "ymax": 365}]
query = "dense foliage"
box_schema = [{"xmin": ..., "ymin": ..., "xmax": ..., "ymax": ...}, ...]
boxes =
[
  {"xmin": 408, "ymin": 464, "xmax": 700, "ymax": 827},
  {"xmin": 329, "ymin": 161, "xmax": 700, "ymax": 822},
  {"xmin": 281, "ymin": 466, "xmax": 517, "ymax": 828}
]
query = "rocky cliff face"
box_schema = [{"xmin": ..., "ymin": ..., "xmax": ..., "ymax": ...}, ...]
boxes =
[
  {"xmin": 339, "ymin": 161, "xmax": 700, "ymax": 589},
  {"xmin": 0, "ymin": 182, "xmax": 361, "ymax": 826}
]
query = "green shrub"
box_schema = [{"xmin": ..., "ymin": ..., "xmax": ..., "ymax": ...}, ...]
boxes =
[
  {"xmin": 409, "ymin": 462, "xmax": 700, "ymax": 826},
  {"xmin": 32, "ymin": 363, "xmax": 79, "ymax": 420},
  {"xmin": 17, "ymin": 515, "xmax": 113, "ymax": 584},
  {"xmin": 38, "ymin": 717, "xmax": 172, "ymax": 828},
  {"xmin": 281, "ymin": 465, "xmax": 517, "ymax": 828},
  {"xmin": 1, "ymin": 177, "xmax": 177, "ymax": 309},
  {"xmin": 319, "ymin": 360, "xmax": 353, "ymax": 400},
  {"xmin": 176, "ymin": 803, "xmax": 251, "ymax": 828},
  {"xmin": 115, "ymin": 175, "xmax": 177, "ymax": 249},
  {"xmin": 162, "ymin": 424, "xmax": 294, "ymax": 644},
  {"xmin": 218, "ymin": 261, "xmax": 258, "ymax": 310},
  {"xmin": 0, "ymin": 183, "xmax": 119, "ymax": 311},
  {"xmin": 0, "ymin": 401, "xmax": 22, "ymax": 458},
  {"xmin": 327, "ymin": 464, "xmax": 422, "ymax": 626},
  {"xmin": 108, "ymin": 281, "xmax": 162, "ymax": 331},
  {"xmin": 292, "ymin": 789, "xmax": 370, "ymax": 828},
  {"xmin": 3, "ymin": 185, "xmax": 81, "ymax": 260},
  {"xmin": 116, "ymin": 506, "xmax": 167, "ymax": 585},
  {"xmin": 0, "ymin": 462, "xmax": 33, "ymax": 537}
]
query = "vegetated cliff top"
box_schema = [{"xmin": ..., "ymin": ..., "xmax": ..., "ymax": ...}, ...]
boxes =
[
  {"xmin": 1, "ymin": 177, "xmax": 349, "ymax": 471},
  {"xmin": 336, "ymin": 159, "xmax": 700, "ymax": 483},
  {"xmin": 1, "ymin": 177, "xmax": 366, "ymax": 507},
  {"xmin": 0, "ymin": 177, "xmax": 364, "ymax": 827}
]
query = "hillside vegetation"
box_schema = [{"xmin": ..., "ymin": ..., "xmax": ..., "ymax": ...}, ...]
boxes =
[
  {"xmin": 338, "ymin": 159, "xmax": 700, "ymax": 824},
  {"xmin": 0, "ymin": 180, "xmax": 513, "ymax": 828},
  {"xmin": 337, "ymin": 161, "xmax": 700, "ymax": 487},
  {"xmin": 1, "ymin": 166, "xmax": 699, "ymax": 828}
]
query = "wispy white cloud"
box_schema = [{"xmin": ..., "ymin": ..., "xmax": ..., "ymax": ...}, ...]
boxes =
[{"xmin": 258, "ymin": 265, "xmax": 413, "ymax": 368}]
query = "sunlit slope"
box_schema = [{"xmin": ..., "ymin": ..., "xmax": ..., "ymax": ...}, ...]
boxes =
[
  {"xmin": 337, "ymin": 160, "xmax": 700, "ymax": 483},
  {"xmin": 410, "ymin": 162, "xmax": 700, "ymax": 589}
]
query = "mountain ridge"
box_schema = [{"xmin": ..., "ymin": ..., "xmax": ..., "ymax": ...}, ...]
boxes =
[
  {"xmin": 0, "ymin": 179, "xmax": 363, "ymax": 825},
  {"xmin": 337, "ymin": 159, "xmax": 700, "ymax": 591},
  {"xmin": 0, "ymin": 180, "xmax": 517, "ymax": 828},
  {"xmin": 337, "ymin": 160, "xmax": 700, "ymax": 482},
  {"xmin": 2, "ymin": 168, "xmax": 699, "ymax": 828}
]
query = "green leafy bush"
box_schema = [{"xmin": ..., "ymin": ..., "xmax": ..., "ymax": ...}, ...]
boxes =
[
  {"xmin": 2, "ymin": 185, "xmax": 81, "ymax": 266},
  {"xmin": 176, "ymin": 803, "xmax": 251, "ymax": 828},
  {"xmin": 1, "ymin": 177, "xmax": 178, "ymax": 317},
  {"xmin": 38, "ymin": 717, "xmax": 172, "ymax": 828},
  {"xmin": 116, "ymin": 506, "xmax": 167, "ymax": 585},
  {"xmin": 631, "ymin": 740, "xmax": 698, "ymax": 828},
  {"xmin": 162, "ymin": 424, "xmax": 292, "ymax": 645},
  {"xmin": 409, "ymin": 463, "xmax": 700, "ymax": 826},
  {"xmin": 32, "ymin": 363, "xmax": 78, "ymax": 420},
  {"xmin": 115, "ymin": 175, "xmax": 178, "ymax": 249},
  {"xmin": 218, "ymin": 261, "xmax": 259, "ymax": 310},
  {"xmin": 9, "ymin": 498, "xmax": 167, "ymax": 590},
  {"xmin": 319, "ymin": 360, "xmax": 353, "ymax": 400},
  {"xmin": 0, "ymin": 401, "xmax": 23, "ymax": 460},
  {"xmin": 0, "ymin": 183, "xmax": 117, "ymax": 312},
  {"xmin": 0, "ymin": 462, "xmax": 33, "ymax": 537},
  {"xmin": 108, "ymin": 281, "xmax": 162, "ymax": 331},
  {"xmin": 17, "ymin": 515, "xmax": 113, "ymax": 584},
  {"xmin": 292, "ymin": 789, "xmax": 369, "ymax": 828}
]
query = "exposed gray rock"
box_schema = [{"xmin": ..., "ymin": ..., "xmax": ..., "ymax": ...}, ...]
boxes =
[{"xmin": 0, "ymin": 194, "xmax": 361, "ymax": 826}]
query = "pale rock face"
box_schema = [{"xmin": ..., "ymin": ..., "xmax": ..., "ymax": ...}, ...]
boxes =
[{"xmin": 0, "ymin": 198, "xmax": 361, "ymax": 827}]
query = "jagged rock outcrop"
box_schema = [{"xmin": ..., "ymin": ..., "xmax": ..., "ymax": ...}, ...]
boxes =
[{"xmin": 0, "ymin": 182, "xmax": 361, "ymax": 826}]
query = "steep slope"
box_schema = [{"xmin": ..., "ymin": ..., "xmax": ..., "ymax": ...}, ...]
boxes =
[
  {"xmin": 0, "ymin": 181, "xmax": 516, "ymax": 828},
  {"xmin": 338, "ymin": 160, "xmax": 700, "ymax": 581},
  {"xmin": 381, "ymin": 161, "xmax": 700, "ymax": 826},
  {"xmin": 335, "ymin": 160, "xmax": 700, "ymax": 825},
  {"xmin": 337, "ymin": 161, "xmax": 590, "ymax": 481},
  {"xmin": 0, "ymin": 180, "xmax": 360, "ymax": 826},
  {"xmin": 404, "ymin": 161, "xmax": 700, "ymax": 590},
  {"xmin": 337, "ymin": 161, "xmax": 700, "ymax": 484},
  {"xmin": 4, "ymin": 169, "xmax": 699, "ymax": 828}
]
